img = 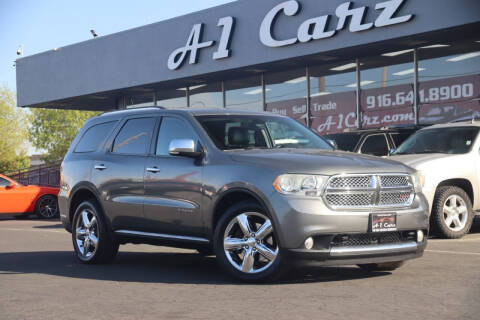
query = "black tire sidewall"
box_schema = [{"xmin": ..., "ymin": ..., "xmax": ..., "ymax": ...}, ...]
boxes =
[
  {"xmin": 213, "ymin": 201, "xmax": 285, "ymax": 282},
  {"xmin": 431, "ymin": 186, "xmax": 474, "ymax": 239},
  {"xmin": 72, "ymin": 200, "xmax": 118, "ymax": 264},
  {"xmin": 35, "ymin": 195, "xmax": 59, "ymax": 219}
]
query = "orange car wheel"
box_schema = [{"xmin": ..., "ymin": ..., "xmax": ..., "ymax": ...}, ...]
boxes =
[{"xmin": 35, "ymin": 195, "xmax": 59, "ymax": 219}]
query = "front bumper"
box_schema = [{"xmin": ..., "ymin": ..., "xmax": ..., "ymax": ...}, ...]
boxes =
[
  {"xmin": 286, "ymin": 239, "xmax": 427, "ymax": 266},
  {"xmin": 266, "ymin": 191, "xmax": 429, "ymax": 265}
]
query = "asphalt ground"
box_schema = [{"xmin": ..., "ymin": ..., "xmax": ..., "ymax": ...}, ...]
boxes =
[{"xmin": 0, "ymin": 217, "xmax": 479, "ymax": 320}]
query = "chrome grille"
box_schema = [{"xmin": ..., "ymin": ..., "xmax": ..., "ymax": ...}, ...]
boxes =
[
  {"xmin": 328, "ymin": 176, "xmax": 372, "ymax": 189},
  {"xmin": 380, "ymin": 175, "xmax": 411, "ymax": 188},
  {"xmin": 325, "ymin": 193, "xmax": 375, "ymax": 207},
  {"xmin": 379, "ymin": 191, "xmax": 413, "ymax": 206},
  {"xmin": 324, "ymin": 174, "xmax": 414, "ymax": 210}
]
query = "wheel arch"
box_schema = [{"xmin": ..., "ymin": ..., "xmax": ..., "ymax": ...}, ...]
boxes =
[
  {"xmin": 210, "ymin": 186, "xmax": 283, "ymax": 246},
  {"xmin": 68, "ymin": 183, "xmax": 106, "ymax": 227},
  {"xmin": 436, "ymin": 178, "xmax": 474, "ymax": 205}
]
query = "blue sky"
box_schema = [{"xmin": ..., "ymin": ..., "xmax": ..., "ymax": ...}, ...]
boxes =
[{"xmin": 0, "ymin": 0, "xmax": 235, "ymax": 91}]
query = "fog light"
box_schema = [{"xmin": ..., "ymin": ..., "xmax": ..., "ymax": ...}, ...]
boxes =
[
  {"xmin": 417, "ymin": 230, "xmax": 424, "ymax": 243},
  {"xmin": 304, "ymin": 237, "xmax": 314, "ymax": 250}
]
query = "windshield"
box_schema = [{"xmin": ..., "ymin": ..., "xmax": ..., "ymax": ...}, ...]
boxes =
[
  {"xmin": 195, "ymin": 115, "xmax": 333, "ymax": 151},
  {"xmin": 393, "ymin": 127, "xmax": 479, "ymax": 155}
]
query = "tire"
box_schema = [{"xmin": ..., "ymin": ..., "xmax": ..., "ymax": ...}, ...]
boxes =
[
  {"xmin": 213, "ymin": 201, "xmax": 286, "ymax": 282},
  {"xmin": 431, "ymin": 186, "xmax": 474, "ymax": 239},
  {"xmin": 358, "ymin": 261, "xmax": 405, "ymax": 272},
  {"xmin": 72, "ymin": 200, "xmax": 119, "ymax": 264},
  {"xmin": 35, "ymin": 195, "xmax": 59, "ymax": 219}
]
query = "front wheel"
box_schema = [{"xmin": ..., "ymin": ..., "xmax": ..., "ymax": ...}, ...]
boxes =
[
  {"xmin": 214, "ymin": 201, "xmax": 285, "ymax": 282},
  {"xmin": 431, "ymin": 186, "xmax": 474, "ymax": 239},
  {"xmin": 72, "ymin": 200, "xmax": 119, "ymax": 264}
]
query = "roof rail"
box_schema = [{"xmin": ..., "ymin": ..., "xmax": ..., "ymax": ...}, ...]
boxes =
[{"xmin": 99, "ymin": 105, "xmax": 165, "ymax": 116}]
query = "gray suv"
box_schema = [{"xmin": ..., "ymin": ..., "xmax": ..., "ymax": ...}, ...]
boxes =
[{"xmin": 60, "ymin": 107, "xmax": 429, "ymax": 282}]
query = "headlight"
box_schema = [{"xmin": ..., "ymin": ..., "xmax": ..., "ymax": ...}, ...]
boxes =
[
  {"xmin": 273, "ymin": 174, "xmax": 328, "ymax": 196},
  {"xmin": 412, "ymin": 171, "xmax": 425, "ymax": 193}
]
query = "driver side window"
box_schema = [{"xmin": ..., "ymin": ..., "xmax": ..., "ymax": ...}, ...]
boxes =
[
  {"xmin": 156, "ymin": 117, "xmax": 199, "ymax": 156},
  {"xmin": 0, "ymin": 177, "xmax": 10, "ymax": 187}
]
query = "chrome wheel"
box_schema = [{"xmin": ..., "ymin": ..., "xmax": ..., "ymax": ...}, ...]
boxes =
[
  {"xmin": 443, "ymin": 194, "xmax": 468, "ymax": 232},
  {"xmin": 38, "ymin": 196, "xmax": 58, "ymax": 218},
  {"xmin": 75, "ymin": 209, "xmax": 99, "ymax": 259},
  {"xmin": 223, "ymin": 212, "xmax": 278, "ymax": 274}
]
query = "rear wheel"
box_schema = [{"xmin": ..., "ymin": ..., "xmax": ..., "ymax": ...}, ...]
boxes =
[
  {"xmin": 35, "ymin": 195, "xmax": 59, "ymax": 219},
  {"xmin": 214, "ymin": 201, "xmax": 285, "ymax": 282},
  {"xmin": 358, "ymin": 261, "xmax": 405, "ymax": 272},
  {"xmin": 431, "ymin": 186, "xmax": 474, "ymax": 239},
  {"xmin": 72, "ymin": 200, "xmax": 119, "ymax": 264}
]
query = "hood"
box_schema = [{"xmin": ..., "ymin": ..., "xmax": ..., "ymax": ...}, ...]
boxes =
[
  {"xmin": 229, "ymin": 149, "xmax": 412, "ymax": 175},
  {"xmin": 389, "ymin": 153, "xmax": 457, "ymax": 169}
]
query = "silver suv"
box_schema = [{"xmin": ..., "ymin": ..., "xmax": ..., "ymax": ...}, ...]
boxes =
[
  {"xmin": 390, "ymin": 121, "xmax": 480, "ymax": 239},
  {"xmin": 59, "ymin": 107, "xmax": 429, "ymax": 282}
]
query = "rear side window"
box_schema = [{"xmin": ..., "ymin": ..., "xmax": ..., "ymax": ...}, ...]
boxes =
[
  {"xmin": 361, "ymin": 134, "xmax": 389, "ymax": 156},
  {"xmin": 112, "ymin": 118, "xmax": 156, "ymax": 155},
  {"xmin": 75, "ymin": 121, "xmax": 117, "ymax": 153}
]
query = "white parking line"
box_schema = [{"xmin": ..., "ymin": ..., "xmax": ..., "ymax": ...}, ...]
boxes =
[
  {"xmin": 425, "ymin": 249, "xmax": 480, "ymax": 256},
  {"xmin": 1, "ymin": 228, "xmax": 66, "ymax": 234}
]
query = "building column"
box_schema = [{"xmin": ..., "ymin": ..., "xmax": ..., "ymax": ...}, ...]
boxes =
[
  {"xmin": 222, "ymin": 81, "xmax": 226, "ymax": 108},
  {"xmin": 306, "ymin": 66, "xmax": 311, "ymax": 128},
  {"xmin": 355, "ymin": 59, "xmax": 362, "ymax": 129},
  {"xmin": 261, "ymin": 74, "xmax": 266, "ymax": 111},
  {"xmin": 413, "ymin": 48, "xmax": 420, "ymax": 126}
]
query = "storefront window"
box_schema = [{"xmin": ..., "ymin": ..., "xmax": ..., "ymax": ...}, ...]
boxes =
[
  {"xmin": 418, "ymin": 40, "xmax": 480, "ymax": 124},
  {"xmin": 156, "ymin": 88, "xmax": 187, "ymax": 109},
  {"xmin": 225, "ymin": 76, "xmax": 262, "ymax": 112},
  {"xmin": 125, "ymin": 93, "xmax": 155, "ymax": 109},
  {"xmin": 360, "ymin": 51, "xmax": 415, "ymax": 128},
  {"xmin": 265, "ymin": 68, "xmax": 308, "ymax": 125},
  {"xmin": 189, "ymin": 82, "xmax": 223, "ymax": 108},
  {"xmin": 309, "ymin": 62, "xmax": 357, "ymax": 135}
]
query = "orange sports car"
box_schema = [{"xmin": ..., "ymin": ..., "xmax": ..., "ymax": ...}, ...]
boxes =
[{"xmin": 0, "ymin": 174, "xmax": 60, "ymax": 219}]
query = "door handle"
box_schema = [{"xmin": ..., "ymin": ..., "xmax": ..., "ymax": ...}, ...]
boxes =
[
  {"xmin": 94, "ymin": 164, "xmax": 107, "ymax": 171},
  {"xmin": 146, "ymin": 167, "xmax": 160, "ymax": 173}
]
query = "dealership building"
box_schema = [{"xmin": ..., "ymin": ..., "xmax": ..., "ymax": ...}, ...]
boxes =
[{"xmin": 16, "ymin": 0, "xmax": 480, "ymax": 135}]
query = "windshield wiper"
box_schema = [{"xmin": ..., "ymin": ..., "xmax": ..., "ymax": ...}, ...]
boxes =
[
  {"xmin": 394, "ymin": 150, "xmax": 447, "ymax": 155},
  {"xmin": 414, "ymin": 149, "xmax": 448, "ymax": 154}
]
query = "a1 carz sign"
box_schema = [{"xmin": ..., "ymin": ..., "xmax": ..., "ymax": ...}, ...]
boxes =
[{"xmin": 168, "ymin": 0, "xmax": 413, "ymax": 70}]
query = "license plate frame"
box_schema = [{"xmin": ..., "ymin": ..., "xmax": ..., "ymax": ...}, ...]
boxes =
[{"xmin": 370, "ymin": 213, "xmax": 397, "ymax": 233}]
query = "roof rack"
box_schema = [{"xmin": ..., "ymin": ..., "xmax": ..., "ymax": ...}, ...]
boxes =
[{"xmin": 99, "ymin": 105, "xmax": 165, "ymax": 116}]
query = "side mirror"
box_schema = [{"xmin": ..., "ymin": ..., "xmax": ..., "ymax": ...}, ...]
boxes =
[
  {"xmin": 327, "ymin": 139, "xmax": 338, "ymax": 150},
  {"xmin": 388, "ymin": 148, "xmax": 396, "ymax": 156},
  {"xmin": 169, "ymin": 139, "xmax": 202, "ymax": 158},
  {"xmin": 5, "ymin": 183, "xmax": 15, "ymax": 189}
]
